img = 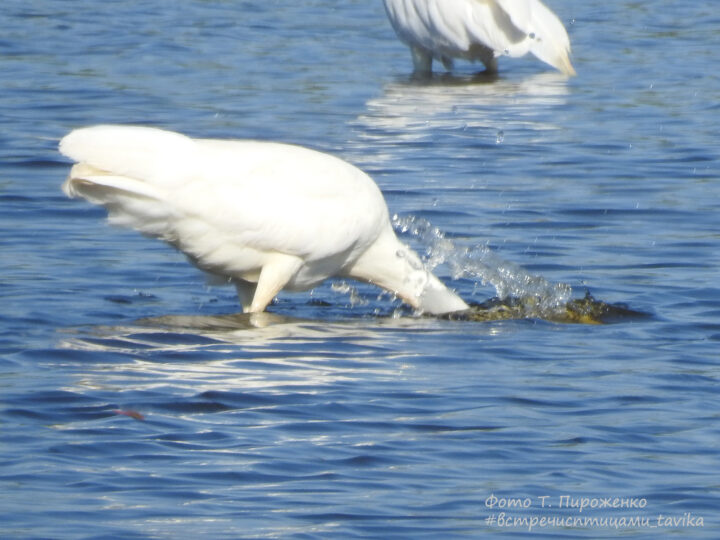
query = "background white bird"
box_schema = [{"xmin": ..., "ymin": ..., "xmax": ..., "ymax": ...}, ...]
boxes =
[
  {"xmin": 60, "ymin": 125, "xmax": 469, "ymax": 315},
  {"xmin": 382, "ymin": 0, "xmax": 575, "ymax": 76}
]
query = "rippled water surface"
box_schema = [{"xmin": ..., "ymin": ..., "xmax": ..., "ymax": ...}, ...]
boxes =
[{"xmin": 2, "ymin": 1, "xmax": 719, "ymax": 538}]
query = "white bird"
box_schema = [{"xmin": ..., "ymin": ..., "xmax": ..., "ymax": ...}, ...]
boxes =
[
  {"xmin": 60, "ymin": 125, "xmax": 468, "ymax": 315},
  {"xmin": 382, "ymin": 0, "xmax": 576, "ymax": 76}
]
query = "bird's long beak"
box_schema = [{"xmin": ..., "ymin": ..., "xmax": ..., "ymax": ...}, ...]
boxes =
[
  {"xmin": 416, "ymin": 271, "xmax": 468, "ymax": 315},
  {"xmin": 346, "ymin": 227, "xmax": 468, "ymax": 315}
]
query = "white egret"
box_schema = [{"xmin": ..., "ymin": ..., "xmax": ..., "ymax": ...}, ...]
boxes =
[
  {"xmin": 382, "ymin": 0, "xmax": 576, "ymax": 76},
  {"xmin": 60, "ymin": 125, "xmax": 468, "ymax": 315}
]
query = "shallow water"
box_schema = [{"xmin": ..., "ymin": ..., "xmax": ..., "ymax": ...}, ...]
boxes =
[{"xmin": 1, "ymin": 0, "xmax": 719, "ymax": 538}]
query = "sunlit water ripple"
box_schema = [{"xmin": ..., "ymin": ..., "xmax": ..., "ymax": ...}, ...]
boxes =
[{"xmin": 1, "ymin": 1, "xmax": 719, "ymax": 538}]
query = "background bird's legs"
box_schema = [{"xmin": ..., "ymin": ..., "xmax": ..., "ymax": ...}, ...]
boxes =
[{"xmin": 410, "ymin": 46, "xmax": 433, "ymax": 75}]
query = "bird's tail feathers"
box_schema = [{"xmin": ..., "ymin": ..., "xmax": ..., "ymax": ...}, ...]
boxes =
[
  {"xmin": 63, "ymin": 167, "xmax": 175, "ymax": 239},
  {"xmin": 59, "ymin": 125, "xmax": 199, "ymax": 188}
]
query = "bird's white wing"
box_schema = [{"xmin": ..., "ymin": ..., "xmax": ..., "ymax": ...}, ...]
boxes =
[
  {"xmin": 60, "ymin": 126, "xmax": 387, "ymax": 265},
  {"xmin": 174, "ymin": 139, "xmax": 389, "ymax": 261},
  {"xmin": 384, "ymin": 0, "xmax": 525, "ymax": 56}
]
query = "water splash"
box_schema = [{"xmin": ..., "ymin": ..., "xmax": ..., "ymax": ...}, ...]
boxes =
[
  {"xmin": 331, "ymin": 281, "xmax": 370, "ymax": 307},
  {"xmin": 392, "ymin": 214, "xmax": 572, "ymax": 311}
]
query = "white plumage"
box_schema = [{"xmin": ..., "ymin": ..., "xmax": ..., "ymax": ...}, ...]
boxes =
[
  {"xmin": 382, "ymin": 0, "xmax": 575, "ymax": 76},
  {"xmin": 60, "ymin": 125, "xmax": 468, "ymax": 314}
]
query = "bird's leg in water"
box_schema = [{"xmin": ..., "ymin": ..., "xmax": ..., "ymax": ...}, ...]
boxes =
[
  {"xmin": 234, "ymin": 280, "xmax": 257, "ymax": 313},
  {"xmin": 248, "ymin": 253, "xmax": 303, "ymax": 313},
  {"xmin": 410, "ymin": 46, "xmax": 433, "ymax": 75},
  {"xmin": 482, "ymin": 56, "xmax": 499, "ymax": 74}
]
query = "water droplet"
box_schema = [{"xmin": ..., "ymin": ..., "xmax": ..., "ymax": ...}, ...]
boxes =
[
  {"xmin": 331, "ymin": 281, "xmax": 352, "ymax": 294},
  {"xmin": 496, "ymin": 130, "xmax": 504, "ymax": 144},
  {"xmin": 331, "ymin": 281, "xmax": 368, "ymax": 307}
]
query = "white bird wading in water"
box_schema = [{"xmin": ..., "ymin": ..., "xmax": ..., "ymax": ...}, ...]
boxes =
[
  {"xmin": 60, "ymin": 125, "xmax": 469, "ymax": 315},
  {"xmin": 382, "ymin": 0, "xmax": 576, "ymax": 76}
]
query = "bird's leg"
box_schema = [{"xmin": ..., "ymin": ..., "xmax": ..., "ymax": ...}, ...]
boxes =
[
  {"xmin": 482, "ymin": 56, "xmax": 499, "ymax": 75},
  {"xmin": 410, "ymin": 46, "xmax": 433, "ymax": 76},
  {"xmin": 234, "ymin": 280, "xmax": 257, "ymax": 313},
  {"xmin": 248, "ymin": 253, "xmax": 303, "ymax": 313}
]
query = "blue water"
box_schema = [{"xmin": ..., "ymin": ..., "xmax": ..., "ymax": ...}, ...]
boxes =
[{"xmin": 1, "ymin": 0, "xmax": 719, "ymax": 538}]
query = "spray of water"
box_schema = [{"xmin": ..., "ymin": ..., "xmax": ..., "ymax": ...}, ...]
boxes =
[
  {"xmin": 392, "ymin": 214, "xmax": 572, "ymax": 311},
  {"xmin": 331, "ymin": 281, "xmax": 370, "ymax": 307}
]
